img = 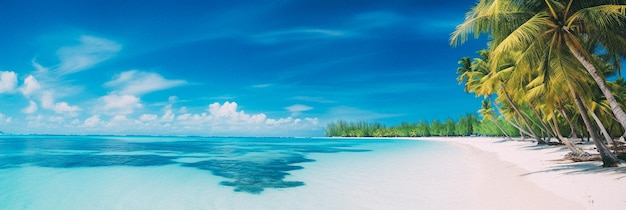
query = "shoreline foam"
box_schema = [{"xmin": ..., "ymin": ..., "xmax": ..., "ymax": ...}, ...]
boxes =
[{"xmin": 407, "ymin": 136, "xmax": 626, "ymax": 209}]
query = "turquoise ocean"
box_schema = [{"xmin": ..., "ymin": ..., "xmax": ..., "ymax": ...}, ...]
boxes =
[{"xmin": 0, "ymin": 136, "xmax": 472, "ymax": 209}]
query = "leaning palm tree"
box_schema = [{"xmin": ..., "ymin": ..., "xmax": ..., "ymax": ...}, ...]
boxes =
[
  {"xmin": 452, "ymin": 0, "xmax": 624, "ymax": 166},
  {"xmin": 459, "ymin": 48, "xmax": 545, "ymax": 141},
  {"xmin": 451, "ymin": 0, "xmax": 626, "ymax": 137},
  {"xmin": 479, "ymin": 99, "xmax": 511, "ymax": 138},
  {"xmin": 487, "ymin": 52, "xmax": 548, "ymax": 143}
]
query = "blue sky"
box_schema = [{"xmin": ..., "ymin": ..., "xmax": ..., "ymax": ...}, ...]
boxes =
[{"xmin": 0, "ymin": 0, "xmax": 486, "ymax": 136}]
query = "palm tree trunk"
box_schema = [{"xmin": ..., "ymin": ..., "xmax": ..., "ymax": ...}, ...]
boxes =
[
  {"xmin": 581, "ymin": 99, "xmax": 615, "ymax": 145},
  {"xmin": 528, "ymin": 101, "xmax": 554, "ymax": 139},
  {"xmin": 507, "ymin": 117, "xmax": 534, "ymax": 137},
  {"xmin": 566, "ymin": 39, "xmax": 626, "ymax": 138},
  {"xmin": 545, "ymin": 112, "xmax": 560, "ymax": 142},
  {"xmin": 552, "ymin": 113, "xmax": 582, "ymax": 155},
  {"xmin": 502, "ymin": 89, "xmax": 545, "ymax": 144},
  {"xmin": 590, "ymin": 110, "xmax": 614, "ymax": 145},
  {"xmin": 492, "ymin": 119, "xmax": 511, "ymax": 138},
  {"xmin": 495, "ymin": 103, "xmax": 534, "ymax": 137},
  {"xmin": 558, "ymin": 105, "xmax": 578, "ymax": 139},
  {"xmin": 568, "ymin": 82, "xmax": 620, "ymax": 167}
]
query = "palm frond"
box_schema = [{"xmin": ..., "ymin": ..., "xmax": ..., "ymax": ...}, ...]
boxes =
[
  {"xmin": 568, "ymin": 5, "xmax": 626, "ymax": 31},
  {"xmin": 489, "ymin": 12, "xmax": 551, "ymax": 71},
  {"xmin": 450, "ymin": 0, "xmax": 533, "ymax": 46}
]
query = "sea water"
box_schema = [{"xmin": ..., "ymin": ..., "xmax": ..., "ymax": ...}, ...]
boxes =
[{"xmin": 0, "ymin": 136, "xmax": 471, "ymax": 209}]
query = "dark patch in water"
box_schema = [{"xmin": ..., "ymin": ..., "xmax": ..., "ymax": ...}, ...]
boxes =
[
  {"xmin": 0, "ymin": 136, "xmax": 371, "ymax": 194},
  {"xmin": 182, "ymin": 154, "xmax": 314, "ymax": 194}
]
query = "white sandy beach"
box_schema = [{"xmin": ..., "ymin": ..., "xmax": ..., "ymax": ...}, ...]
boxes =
[{"xmin": 410, "ymin": 136, "xmax": 626, "ymax": 210}]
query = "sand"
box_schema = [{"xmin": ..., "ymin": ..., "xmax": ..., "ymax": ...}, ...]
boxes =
[{"xmin": 408, "ymin": 136, "xmax": 626, "ymax": 210}]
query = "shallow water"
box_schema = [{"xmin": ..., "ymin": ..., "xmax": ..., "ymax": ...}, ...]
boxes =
[{"xmin": 0, "ymin": 136, "xmax": 469, "ymax": 209}]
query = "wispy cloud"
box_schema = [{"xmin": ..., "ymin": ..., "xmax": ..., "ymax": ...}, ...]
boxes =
[
  {"xmin": 56, "ymin": 36, "xmax": 121, "ymax": 74},
  {"xmin": 203, "ymin": 95, "xmax": 237, "ymax": 101},
  {"xmin": 105, "ymin": 70, "xmax": 187, "ymax": 95},
  {"xmin": 293, "ymin": 96, "xmax": 335, "ymax": 104},
  {"xmin": 252, "ymin": 11, "xmax": 408, "ymax": 45},
  {"xmin": 285, "ymin": 104, "xmax": 313, "ymax": 117},
  {"xmin": 252, "ymin": 83, "xmax": 274, "ymax": 88},
  {"xmin": 252, "ymin": 27, "xmax": 350, "ymax": 44}
]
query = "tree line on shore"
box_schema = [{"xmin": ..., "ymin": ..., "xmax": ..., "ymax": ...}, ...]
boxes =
[{"xmin": 324, "ymin": 114, "xmax": 520, "ymax": 137}]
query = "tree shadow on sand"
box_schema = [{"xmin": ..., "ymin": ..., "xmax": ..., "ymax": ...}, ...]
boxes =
[{"xmin": 520, "ymin": 162, "xmax": 626, "ymax": 180}]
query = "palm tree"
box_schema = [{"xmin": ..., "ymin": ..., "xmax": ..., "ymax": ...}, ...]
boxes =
[
  {"xmin": 458, "ymin": 49, "xmax": 544, "ymax": 142},
  {"xmin": 485, "ymin": 52, "xmax": 547, "ymax": 143},
  {"xmin": 479, "ymin": 99, "xmax": 511, "ymax": 138},
  {"xmin": 457, "ymin": 56, "xmax": 474, "ymax": 92},
  {"xmin": 568, "ymin": 81, "xmax": 622, "ymax": 167},
  {"xmin": 451, "ymin": 0, "xmax": 626, "ymax": 136},
  {"xmin": 452, "ymin": 0, "xmax": 624, "ymax": 166}
]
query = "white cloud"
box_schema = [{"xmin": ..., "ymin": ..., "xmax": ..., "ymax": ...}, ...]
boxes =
[
  {"xmin": 97, "ymin": 94, "xmax": 142, "ymax": 115},
  {"xmin": 40, "ymin": 91, "xmax": 54, "ymax": 108},
  {"xmin": 19, "ymin": 101, "xmax": 320, "ymax": 136},
  {"xmin": 47, "ymin": 116, "xmax": 65, "ymax": 123},
  {"xmin": 111, "ymin": 115, "xmax": 128, "ymax": 122},
  {"xmin": 53, "ymin": 102, "xmax": 81, "ymax": 113},
  {"xmin": 208, "ymin": 101, "xmax": 241, "ymax": 118},
  {"xmin": 161, "ymin": 104, "xmax": 175, "ymax": 121},
  {"xmin": 105, "ymin": 70, "xmax": 187, "ymax": 95},
  {"xmin": 20, "ymin": 75, "xmax": 41, "ymax": 97},
  {"xmin": 56, "ymin": 36, "xmax": 121, "ymax": 74},
  {"xmin": 0, "ymin": 71, "xmax": 18, "ymax": 93},
  {"xmin": 165, "ymin": 101, "xmax": 317, "ymax": 135},
  {"xmin": 40, "ymin": 91, "xmax": 81, "ymax": 114},
  {"xmin": 176, "ymin": 113, "xmax": 192, "ymax": 121},
  {"xmin": 202, "ymin": 101, "xmax": 269, "ymax": 126},
  {"xmin": 84, "ymin": 115, "xmax": 102, "ymax": 127},
  {"xmin": 22, "ymin": 100, "xmax": 38, "ymax": 114},
  {"xmin": 140, "ymin": 114, "xmax": 158, "ymax": 121}
]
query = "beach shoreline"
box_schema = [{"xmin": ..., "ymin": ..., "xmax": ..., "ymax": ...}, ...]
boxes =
[{"xmin": 403, "ymin": 136, "xmax": 626, "ymax": 209}]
